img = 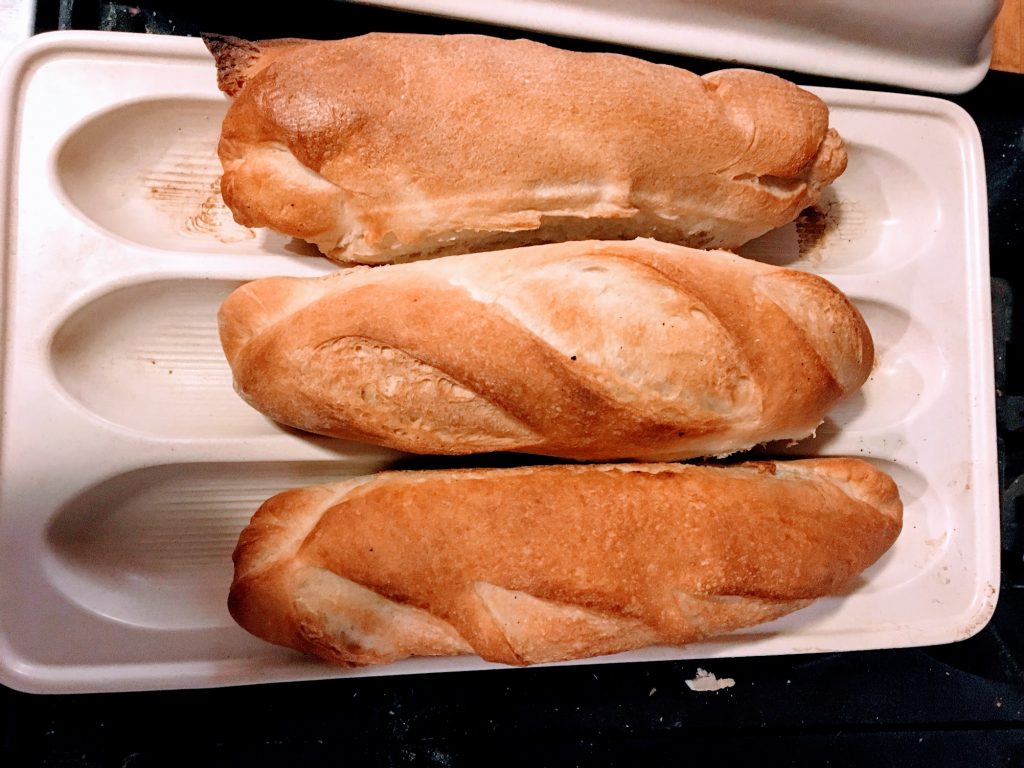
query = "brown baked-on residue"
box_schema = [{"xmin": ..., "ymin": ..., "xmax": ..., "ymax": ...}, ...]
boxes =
[
  {"xmin": 205, "ymin": 33, "xmax": 847, "ymax": 265},
  {"xmin": 202, "ymin": 33, "xmax": 307, "ymax": 98},
  {"xmin": 218, "ymin": 239, "xmax": 873, "ymax": 461},
  {"xmin": 228, "ymin": 459, "xmax": 902, "ymax": 667}
]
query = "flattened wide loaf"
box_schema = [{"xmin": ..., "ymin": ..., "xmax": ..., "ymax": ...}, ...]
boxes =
[
  {"xmin": 229, "ymin": 458, "xmax": 903, "ymax": 667},
  {"xmin": 205, "ymin": 32, "xmax": 847, "ymax": 265},
  {"xmin": 218, "ymin": 239, "xmax": 874, "ymax": 461}
]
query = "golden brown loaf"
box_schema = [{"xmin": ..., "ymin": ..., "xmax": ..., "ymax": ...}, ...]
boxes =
[
  {"xmin": 205, "ymin": 33, "xmax": 848, "ymax": 265},
  {"xmin": 228, "ymin": 459, "xmax": 903, "ymax": 667},
  {"xmin": 219, "ymin": 239, "xmax": 874, "ymax": 461}
]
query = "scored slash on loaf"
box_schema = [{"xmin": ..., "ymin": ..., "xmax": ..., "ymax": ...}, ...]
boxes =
[
  {"xmin": 205, "ymin": 32, "xmax": 847, "ymax": 265},
  {"xmin": 218, "ymin": 239, "xmax": 874, "ymax": 461},
  {"xmin": 228, "ymin": 459, "xmax": 903, "ymax": 667}
]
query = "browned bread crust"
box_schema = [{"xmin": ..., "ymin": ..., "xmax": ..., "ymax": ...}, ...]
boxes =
[
  {"xmin": 206, "ymin": 33, "xmax": 847, "ymax": 264},
  {"xmin": 229, "ymin": 459, "xmax": 902, "ymax": 666},
  {"xmin": 219, "ymin": 239, "xmax": 873, "ymax": 461}
]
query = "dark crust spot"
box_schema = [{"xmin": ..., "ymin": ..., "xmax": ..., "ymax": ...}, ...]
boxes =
[{"xmin": 202, "ymin": 33, "xmax": 261, "ymax": 97}]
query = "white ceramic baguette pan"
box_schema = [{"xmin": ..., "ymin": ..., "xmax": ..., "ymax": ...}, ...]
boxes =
[
  {"xmin": 0, "ymin": 31, "xmax": 999, "ymax": 693},
  {"xmin": 355, "ymin": 0, "xmax": 1004, "ymax": 93}
]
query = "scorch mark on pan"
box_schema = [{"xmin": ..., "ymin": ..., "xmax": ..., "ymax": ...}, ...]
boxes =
[
  {"xmin": 794, "ymin": 193, "xmax": 867, "ymax": 266},
  {"xmin": 144, "ymin": 157, "xmax": 256, "ymax": 243}
]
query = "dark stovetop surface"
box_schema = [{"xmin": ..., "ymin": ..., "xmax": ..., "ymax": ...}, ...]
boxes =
[{"xmin": 5, "ymin": 2, "xmax": 1024, "ymax": 766}]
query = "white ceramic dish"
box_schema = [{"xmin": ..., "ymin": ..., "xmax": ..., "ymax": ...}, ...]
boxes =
[
  {"xmin": 0, "ymin": 31, "xmax": 998, "ymax": 693},
  {"xmin": 0, "ymin": 0, "xmax": 34, "ymax": 66},
  {"xmin": 354, "ymin": 0, "xmax": 1004, "ymax": 94}
]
